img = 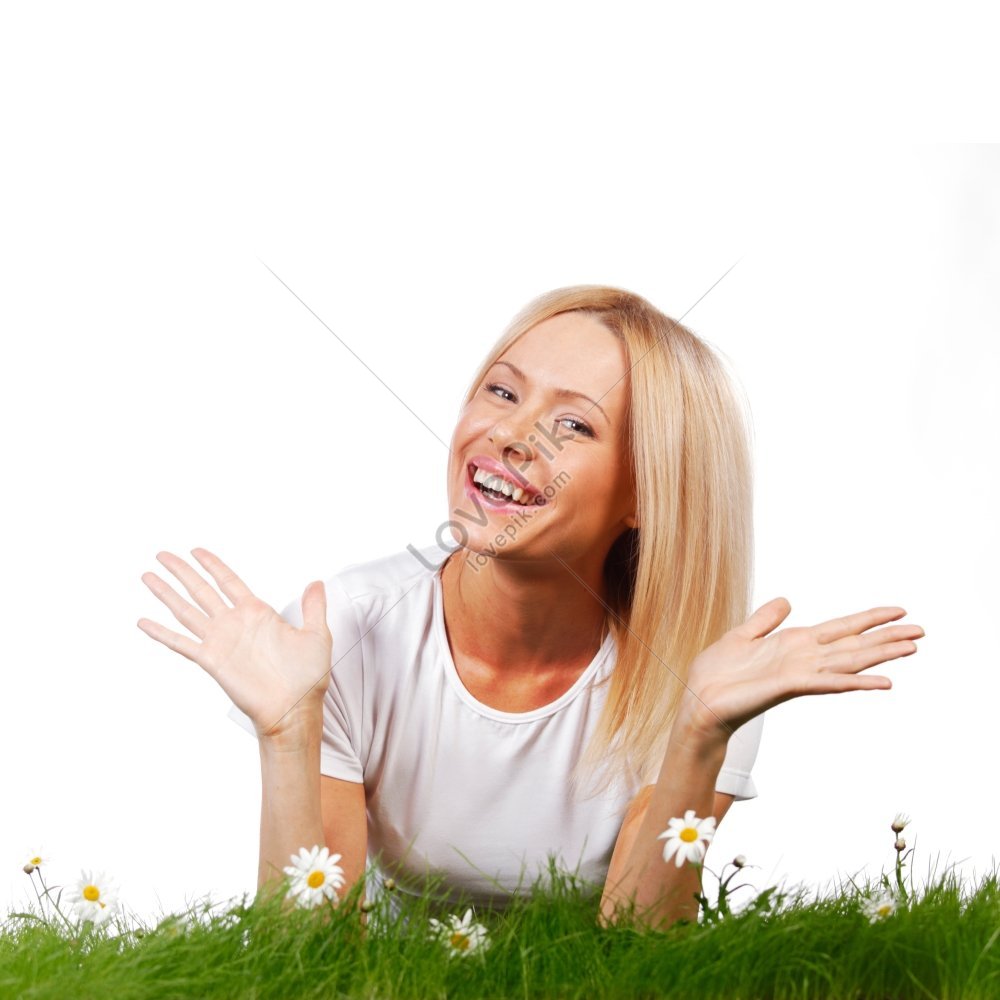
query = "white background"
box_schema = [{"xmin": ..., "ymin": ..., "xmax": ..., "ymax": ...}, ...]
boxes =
[{"xmin": 2, "ymin": 3, "xmax": 997, "ymax": 926}]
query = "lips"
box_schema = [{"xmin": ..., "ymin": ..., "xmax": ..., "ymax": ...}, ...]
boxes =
[
  {"xmin": 466, "ymin": 453, "xmax": 540, "ymax": 501},
  {"xmin": 461, "ymin": 463, "xmax": 548, "ymax": 514}
]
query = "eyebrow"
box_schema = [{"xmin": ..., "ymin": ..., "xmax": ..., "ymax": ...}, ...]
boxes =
[{"xmin": 489, "ymin": 360, "xmax": 610, "ymax": 424}]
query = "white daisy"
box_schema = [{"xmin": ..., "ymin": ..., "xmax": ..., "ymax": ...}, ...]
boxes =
[
  {"xmin": 862, "ymin": 891, "xmax": 898, "ymax": 923},
  {"xmin": 428, "ymin": 907, "xmax": 490, "ymax": 957},
  {"xmin": 23, "ymin": 852, "xmax": 46, "ymax": 875},
  {"xmin": 283, "ymin": 845, "xmax": 346, "ymax": 908},
  {"xmin": 657, "ymin": 810, "xmax": 717, "ymax": 867},
  {"xmin": 891, "ymin": 812, "xmax": 910, "ymax": 834},
  {"xmin": 69, "ymin": 870, "xmax": 119, "ymax": 927}
]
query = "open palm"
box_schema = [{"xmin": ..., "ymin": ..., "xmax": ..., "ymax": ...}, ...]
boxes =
[
  {"xmin": 137, "ymin": 548, "xmax": 332, "ymax": 739},
  {"xmin": 680, "ymin": 598, "xmax": 925, "ymax": 743}
]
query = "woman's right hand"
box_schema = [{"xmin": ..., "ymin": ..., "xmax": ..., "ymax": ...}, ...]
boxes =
[{"xmin": 137, "ymin": 548, "xmax": 332, "ymax": 743}]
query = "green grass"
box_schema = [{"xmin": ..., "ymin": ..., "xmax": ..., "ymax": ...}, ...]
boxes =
[{"xmin": 4, "ymin": 853, "xmax": 1000, "ymax": 1000}]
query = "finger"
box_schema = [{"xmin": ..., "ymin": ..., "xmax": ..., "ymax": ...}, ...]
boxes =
[
  {"xmin": 819, "ymin": 638, "xmax": 920, "ymax": 675},
  {"xmin": 136, "ymin": 617, "xmax": 203, "ymax": 665},
  {"xmin": 799, "ymin": 672, "xmax": 893, "ymax": 694},
  {"xmin": 189, "ymin": 548, "xmax": 256, "ymax": 605},
  {"xmin": 735, "ymin": 597, "xmax": 792, "ymax": 640},
  {"xmin": 812, "ymin": 607, "xmax": 907, "ymax": 645},
  {"xmin": 827, "ymin": 622, "xmax": 925, "ymax": 657},
  {"xmin": 141, "ymin": 571, "xmax": 210, "ymax": 639},
  {"xmin": 301, "ymin": 581, "xmax": 330, "ymax": 637},
  {"xmin": 155, "ymin": 551, "xmax": 229, "ymax": 615}
]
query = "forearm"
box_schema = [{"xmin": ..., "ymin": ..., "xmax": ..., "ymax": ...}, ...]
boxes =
[
  {"xmin": 257, "ymin": 706, "xmax": 326, "ymax": 899},
  {"xmin": 600, "ymin": 723, "xmax": 728, "ymax": 929}
]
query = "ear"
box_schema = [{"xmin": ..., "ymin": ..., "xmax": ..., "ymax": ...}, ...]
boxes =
[{"xmin": 624, "ymin": 512, "xmax": 639, "ymax": 530}]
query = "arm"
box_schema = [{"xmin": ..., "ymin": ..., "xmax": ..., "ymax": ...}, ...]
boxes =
[
  {"xmin": 320, "ymin": 774, "xmax": 367, "ymax": 893},
  {"xmin": 599, "ymin": 595, "xmax": 924, "ymax": 929},
  {"xmin": 256, "ymin": 706, "xmax": 327, "ymax": 899},
  {"xmin": 599, "ymin": 721, "xmax": 730, "ymax": 929},
  {"xmin": 257, "ymin": 706, "xmax": 369, "ymax": 904},
  {"xmin": 135, "ymin": 549, "xmax": 367, "ymax": 907}
]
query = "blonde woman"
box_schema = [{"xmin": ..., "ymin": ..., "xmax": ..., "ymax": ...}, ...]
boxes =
[{"xmin": 137, "ymin": 285, "xmax": 924, "ymax": 929}]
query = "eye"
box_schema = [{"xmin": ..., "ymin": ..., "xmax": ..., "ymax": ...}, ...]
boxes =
[
  {"xmin": 560, "ymin": 417, "xmax": 595, "ymax": 438},
  {"xmin": 484, "ymin": 381, "xmax": 515, "ymax": 401}
]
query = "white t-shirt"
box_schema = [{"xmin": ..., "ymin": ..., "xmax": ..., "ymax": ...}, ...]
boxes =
[{"xmin": 228, "ymin": 541, "xmax": 764, "ymax": 910}]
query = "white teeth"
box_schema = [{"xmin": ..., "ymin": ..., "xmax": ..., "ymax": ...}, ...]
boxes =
[{"xmin": 471, "ymin": 465, "xmax": 531, "ymax": 505}]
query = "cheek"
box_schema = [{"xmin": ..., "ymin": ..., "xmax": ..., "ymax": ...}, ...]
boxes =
[
  {"xmin": 583, "ymin": 481, "xmax": 618, "ymax": 514},
  {"xmin": 452, "ymin": 407, "xmax": 491, "ymax": 443},
  {"xmin": 565, "ymin": 461, "xmax": 626, "ymax": 515}
]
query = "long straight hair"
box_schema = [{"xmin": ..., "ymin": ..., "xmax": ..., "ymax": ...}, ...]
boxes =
[{"xmin": 457, "ymin": 285, "xmax": 755, "ymax": 795}]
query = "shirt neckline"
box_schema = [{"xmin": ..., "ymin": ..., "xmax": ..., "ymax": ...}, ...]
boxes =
[{"xmin": 431, "ymin": 555, "xmax": 615, "ymax": 724}]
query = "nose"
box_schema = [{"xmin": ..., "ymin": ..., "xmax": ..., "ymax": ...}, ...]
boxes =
[{"xmin": 488, "ymin": 414, "xmax": 535, "ymax": 465}]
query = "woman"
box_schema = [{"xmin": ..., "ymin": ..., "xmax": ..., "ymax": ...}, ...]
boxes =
[{"xmin": 137, "ymin": 285, "xmax": 924, "ymax": 929}]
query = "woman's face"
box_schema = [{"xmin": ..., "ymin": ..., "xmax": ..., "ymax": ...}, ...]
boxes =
[{"xmin": 446, "ymin": 311, "xmax": 637, "ymax": 565}]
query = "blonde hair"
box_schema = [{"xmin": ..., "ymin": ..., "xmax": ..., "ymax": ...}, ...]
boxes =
[{"xmin": 458, "ymin": 285, "xmax": 755, "ymax": 795}]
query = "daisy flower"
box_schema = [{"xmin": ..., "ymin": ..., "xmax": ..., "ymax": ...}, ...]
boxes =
[
  {"xmin": 283, "ymin": 846, "xmax": 346, "ymax": 908},
  {"xmin": 69, "ymin": 870, "xmax": 119, "ymax": 927},
  {"xmin": 657, "ymin": 810, "xmax": 717, "ymax": 867},
  {"xmin": 891, "ymin": 812, "xmax": 910, "ymax": 834},
  {"xmin": 862, "ymin": 891, "xmax": 898, "ymax": 923},
  {"xmin": 23, "ymin": 852, "xmax": 46, "ymax": 875},
  {"xmin": 428, "ymin": 907, "xmax": 490, "ymax": 957}
]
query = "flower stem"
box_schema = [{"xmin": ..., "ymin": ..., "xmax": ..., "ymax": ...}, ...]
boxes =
[{"xmin": 35, "ymin": 871, "xmax": 76, "ymax": 933}]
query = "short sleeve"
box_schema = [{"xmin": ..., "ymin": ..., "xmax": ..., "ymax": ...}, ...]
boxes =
[
  {"xmin": 225, "ymin": 574, "xmax": 366, "ymax": 784},
  {"xmin": 714, "ymin": 712, "xmax": 765, "ymax": 801}
]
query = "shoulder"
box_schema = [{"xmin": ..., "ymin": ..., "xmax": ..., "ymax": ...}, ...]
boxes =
[
  {"xmin": 334, "ymin": 540, "xmax": 447, "ymax": 603},
  {"xmin": 274, "ymin": 540, "xmax": 447, "ymax": 628}
]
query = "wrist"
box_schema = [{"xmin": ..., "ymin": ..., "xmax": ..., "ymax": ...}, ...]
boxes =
[
  {"xmin": 676, "ymin": 691, "xmax": 736, "ymax": 748},
  {"xmin": 667, "ymin": 710, "xmax": 731, "ymax": 762},
  {"xmin": 256, "ymin": 701, "xmax": 324, "ymax": 751}
]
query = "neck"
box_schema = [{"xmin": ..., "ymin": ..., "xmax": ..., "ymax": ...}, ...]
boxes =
[{"xmin": 440, "ymin": 546, "xmax": 610, "ymax": 675}]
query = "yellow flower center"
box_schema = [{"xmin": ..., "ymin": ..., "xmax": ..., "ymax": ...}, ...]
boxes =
[
  {"xmin": 877, "ymin": 904, "xmax": 892, "ymax": 918},
  {"xmin": 83, "ymin": 885, "xmax": 100, "ymax": 902},
  {"xmin": 307, "ymin": 871, "xmax": 325, "ymax": 889},
  {"xmin": 450, "ymin": 931, "xmax": 471, "ymax": 952},
  {"xmin": 680, "ymin": 827, "xmax": 699, "ymax": 843},
  {"xmin": 30, "ymin": 857, "xmax": 42, "ymax": 866}
]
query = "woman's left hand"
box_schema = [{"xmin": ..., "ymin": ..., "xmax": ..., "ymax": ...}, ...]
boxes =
[{"xmin": 678, "ymin": 598, "xmax": 925, "ymax": 744}]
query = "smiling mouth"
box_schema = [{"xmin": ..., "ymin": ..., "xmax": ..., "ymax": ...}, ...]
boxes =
[{"xmin": 466, "ymin": 463, "xmax": 542, "ymax": 508}]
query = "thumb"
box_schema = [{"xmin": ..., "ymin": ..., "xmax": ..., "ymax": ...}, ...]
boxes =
[
  {"xmin": 735, "ymin": 596, "xmax": 792, "ymax": 640},
  {"xmin": 301, "ymin": 580, "xmax": 330, "ymax": 635}
]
